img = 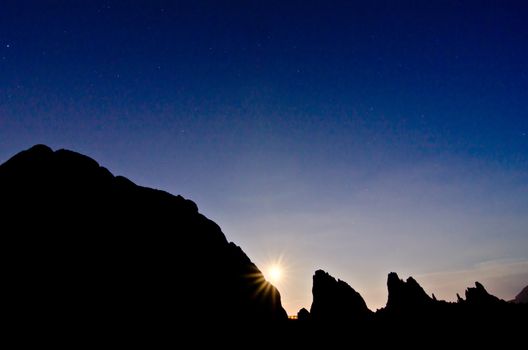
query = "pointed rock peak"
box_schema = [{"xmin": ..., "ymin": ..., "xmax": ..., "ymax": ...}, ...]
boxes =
[
  {"xmin": 314, "ymin": 269, "xmax": 333, "ymax": 280},
  {"xmin": 474, "ymin": 281, "xmax": 486, "ymax": 291},
  {"xmin": 465, "ymin": 281, "xmax": 502, "ymax": 305},
  {"xmin": 312, "ymin": 270, "xmax": 359, "ymax": 297},
  {"xmin": 406, "ymin": 276, "xmax": 420, "ymax": 287},
  {"xmin": 310, "ymin": 269, "xmax": 372, "ymax": 322},
  {"xmin": 387, "ymin": 272, "xmax": 404, "ymax": 290},
  {"xmin": 457, "ymin": 293, "xmax": 464, "ymax": 303},
  {"xmin": 466, "ymin": 281, "xmax": 491, "ymax": 297},
  {"xmin": 386, "ymin": 272, "xmax": 433, "ymax": 310},
  {"xmin": 388, "ymin": 272, "xmax": 401, "ymax": 283}
]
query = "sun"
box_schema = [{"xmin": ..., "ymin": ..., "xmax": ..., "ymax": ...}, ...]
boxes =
[{"xmin": 267, "ymin": 265, "xmax": 283, "ymax": 284}]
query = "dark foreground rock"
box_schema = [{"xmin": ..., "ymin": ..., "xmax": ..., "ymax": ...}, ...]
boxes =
[
  {"xmin": 2, "ymin": 145, "xmax": 526, "ymax": 343},
  {"xmin": 309, "ymin": 270, "xmax": 373, "ymax": 323},
  {"xmin": 302, "ymin": 268, "xmax": 526, "ymax": 335},
  {"xmin": 513, "ymin": 286, "xmax": 528, "ymax": 304},
  {"xmin": 0, "ymin": 145, "xmax": 286, "ymax": 336}
]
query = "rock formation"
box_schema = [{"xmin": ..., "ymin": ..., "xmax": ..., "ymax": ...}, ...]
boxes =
[
  {"xmin": 309, "ymin": 270, "xmax": 373, "ymax": 322},
  {"xmin": 2, "ymin": 144, "xmax": 526, "ymax": 339},
  {"xmin": 385, "ymin": 272, "xmax": 434, "ymax": 311},
  {"xmin": 297, "ymin": 308, "xmax": 310, "ymax": 321},
  {"xmin": 513, "ymin": 286, "xmax": 528, "ymax": 304},
  {"xmin": 301, "ymin": 269, "xmax": 526, "ymax": 335},
  {"xmin": 0, "ymin": 145, "xmax": 287, "ymax": 334},
  {"xmin": 463, "ymin": 282, "xmax": 502, "ymax": 305}
]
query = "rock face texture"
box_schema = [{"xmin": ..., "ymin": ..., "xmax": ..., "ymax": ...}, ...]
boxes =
[
  {"xmin": 0, "ymin": 145, "xmax": 286, "ymax": 333},
  {"xmin": 310, "ymin": 270, "xmax": 373, "ymax": 322}
]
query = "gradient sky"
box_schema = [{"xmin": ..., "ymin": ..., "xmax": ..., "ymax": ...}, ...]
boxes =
[{"xmin": 1, "ymin": 1, "xmax": 527, "ymax": 314}]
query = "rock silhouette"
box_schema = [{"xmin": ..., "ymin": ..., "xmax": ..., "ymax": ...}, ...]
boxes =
[
  {"xmin": 379, "ymin": 273, "xmax": 519, "ymax": 323},
  {"xmin": 309, "ymin": 270, "xmax": 373, "ymax": 323},
  {"xmin": 513, "ymin": 286, "xmax": 528, "ymax": 304},
  {"xmin": 304, "ymin": 269, "xmax": 526, "ymax": 334},
  {"xmin": 1, "ymin": 145, "xmax": 287, "ymax": 335},
  {"xmin": 463, "ymin": 281, "xmax": 502, "ymax": 305},
  {"xmin": 385, "ymin": 272, "xmax": 434, "ymax": 311},
  {"xmin": 297, "ymin": 307, "xmax": 311, "ymax": 321},
  {"xmin": 2, "ymin": 144, "xmax": 526, "ymax": 341}
]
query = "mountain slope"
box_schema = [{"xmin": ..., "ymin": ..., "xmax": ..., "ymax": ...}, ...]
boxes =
[
  {"xmin": 0, "ymin": 145, "xmax": 286, "ymax": 333},
  {"xmin": 513, "ymin": 286, "xmax": 528, "ymax": 304}
]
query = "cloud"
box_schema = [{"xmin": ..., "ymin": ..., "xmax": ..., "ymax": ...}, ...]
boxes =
[{"xmin": 415, "ymin": 259, "xmax": 528, "ymax": 302}]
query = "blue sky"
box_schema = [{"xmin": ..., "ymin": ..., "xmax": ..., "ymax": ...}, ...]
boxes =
[{"xmin": 1, "ymin": 1, "xmax": 527, "ymax": 313}]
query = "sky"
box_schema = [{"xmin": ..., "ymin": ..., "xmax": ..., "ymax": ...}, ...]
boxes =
[{"xmin": 1, "ymin": 1, "xmax": 527, "ymax": 314}]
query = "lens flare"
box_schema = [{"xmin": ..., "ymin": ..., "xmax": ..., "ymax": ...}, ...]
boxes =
[{"xmin": 268, "ymin": 265, "xmax": 283, "ymax": 283}]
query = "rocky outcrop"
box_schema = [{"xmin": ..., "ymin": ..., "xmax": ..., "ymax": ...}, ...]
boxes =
[
  {"xmin": 513, "ymin": 286, "xmax": 528, "ymax": 304},
  {"xmin": 463, "ymin": 282, "xmax": 502, "ymax": 305},
  {"xmin": 377, "ymin": 273, "xmax": 527, "ymax": 328},
  {"xmin": 386, "ymin": 272, "xmax": 434, "ymax": 311},
  {"xmin": 310, "ymin": 270, "xmax": 373, "ymax": 322},
  {"xmin": 0, "ymin": 145, "xmax": 287, "ymax": 333},
  {"xmin": 297, "ymin": 308, "xmax": 310, "ymax": 321}
]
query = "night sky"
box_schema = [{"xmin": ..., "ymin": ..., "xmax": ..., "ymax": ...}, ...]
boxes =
[{"xmin": 1, "ymin": 1, "xmax": 527, "ymax": 314}]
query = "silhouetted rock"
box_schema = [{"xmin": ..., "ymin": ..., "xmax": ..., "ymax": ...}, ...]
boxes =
[
  {"xmin": 375, "ymin": 272, "xmax": 452, "ymax": 326},
  {"xmin": 450, "ymin": 281, "xmax": 528, "ymax": 330},
  {"xmin": 296, "ymin": 270, "xmax": 526, "ymax": 339},
  {"xmin": 457, "ymin": 293, "xmax": 464, "ymax": 303},
  {"xmin": 378, "ymin": 273, "xmax": 527, "ymax": 330},
  {"xmin": 5, "ymin": 145, "xmax": 527, "ymax": 341},
  {"xmin": 386, "ymin": 272, "xmax": 433, "ymax": 311},
  {"xmin": 297, "ymin": 308, "xmax": 310, "ymax": 321},
  {"xmin": 310, "ymin": 270, "xmax": 373, "ymax": 323},
  {"xmin": 1, "ymin": 145, "xmax": 287, "ymax": 335},
  {"xmin": 464, "ymin": 282, "xmax": 502, "ymax": 305},
  {"xmin": 512, "ymin": 286, "xmax": 528, "ymax": 304}
]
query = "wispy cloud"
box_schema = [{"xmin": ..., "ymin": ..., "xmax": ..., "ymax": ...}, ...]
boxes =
[{"xmin": 415, "ymin": 259, "xmax": 528, "ymax": 302}]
